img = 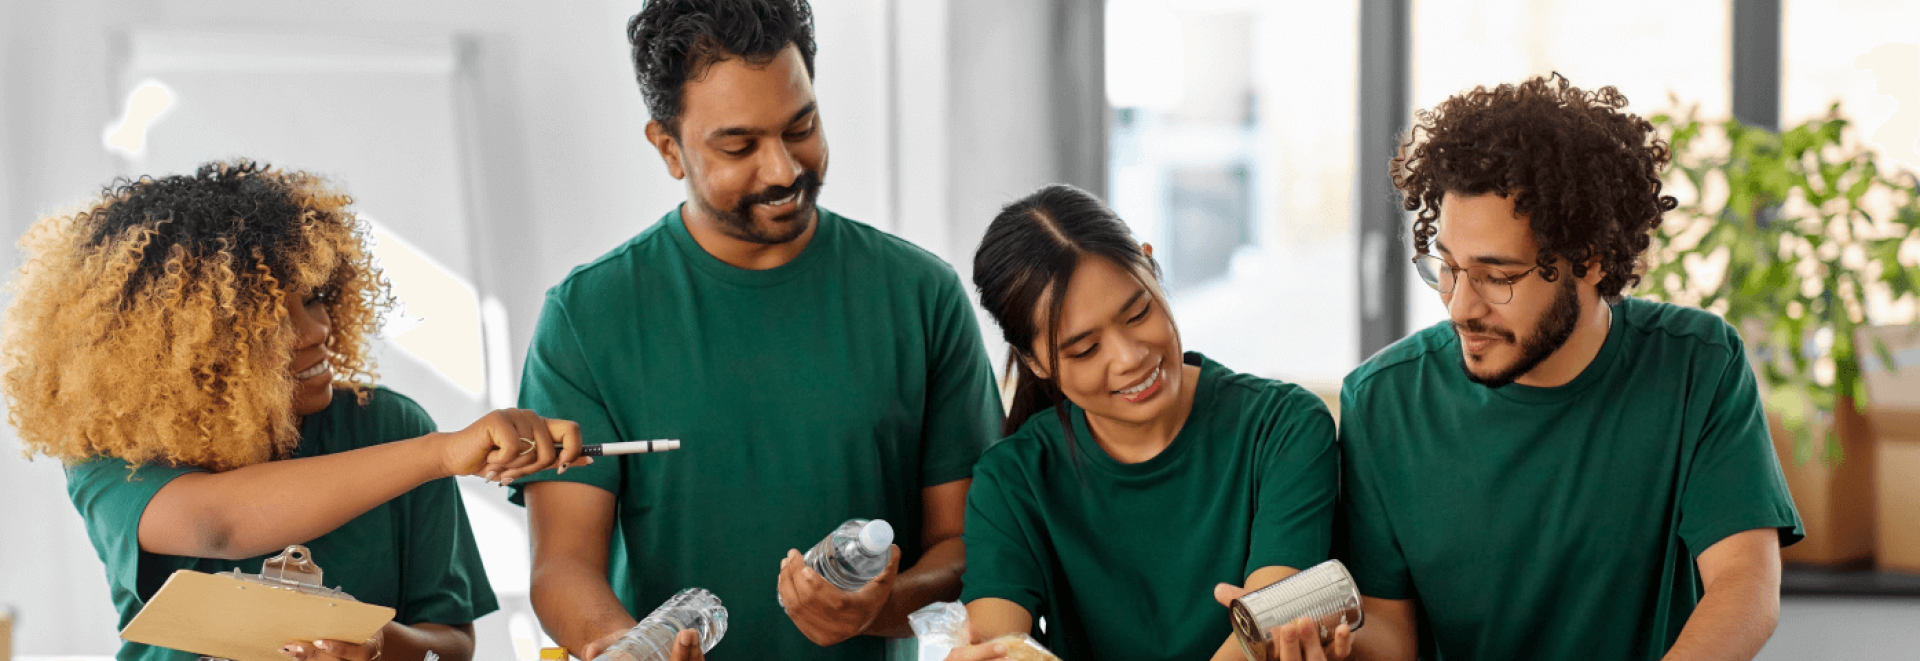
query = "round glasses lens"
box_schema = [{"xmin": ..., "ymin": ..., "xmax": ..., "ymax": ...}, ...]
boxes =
[{"xmin": 1413, "ymin": 256, "xmax": 1445, "ymax": 290}]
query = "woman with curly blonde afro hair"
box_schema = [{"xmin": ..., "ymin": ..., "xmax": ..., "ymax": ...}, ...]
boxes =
[{"xmin": 3, "ymin": 160, "xmax": 588, "ymax": 661}]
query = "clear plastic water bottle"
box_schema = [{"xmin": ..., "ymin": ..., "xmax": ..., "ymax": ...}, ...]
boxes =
[
  {"xmin": 805, "ymin": 518, "xmax": 894, "ymax": 591},
  {"xmin": 594, "ymin": 588, "xmax": 727, "ymax": 661}
]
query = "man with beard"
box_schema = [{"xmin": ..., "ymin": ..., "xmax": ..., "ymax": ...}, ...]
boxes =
[
  {"xmin": 1319, "ymin": 75, "xmax": 1802, "ymax": 661},
  {"xmin": 509, "ymin": 2, "xmax": 1000, "ymax": 659}
]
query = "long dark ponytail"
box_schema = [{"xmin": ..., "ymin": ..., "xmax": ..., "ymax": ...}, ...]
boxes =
[{"xmin": 972, "ymin": 184, "xmax": 1164, "ymax": 444}]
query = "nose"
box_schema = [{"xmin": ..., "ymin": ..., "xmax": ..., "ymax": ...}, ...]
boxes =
[
  {"xmin": 289, "ymin": 299, "xmax": 331, "ymax": 350},
  {"xmin": 1445, "ymin": 277, "xmax": 1489, "ymax": 326},
  {"xmin": 759, "ymin": 140, "xmax": 800, "ymax": 190},
  {"xmin": 1112, "ymin": 332, "xmax": 1154, "ymax": 375}
]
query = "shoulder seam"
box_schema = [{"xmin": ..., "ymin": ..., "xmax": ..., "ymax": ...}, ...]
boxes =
[{"xmin": 1345, "ymin": 328, "xmax": 1451, "ymax": 394}]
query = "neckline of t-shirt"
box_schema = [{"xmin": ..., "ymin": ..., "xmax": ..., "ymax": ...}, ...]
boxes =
[
  {"xmin": 1068, "ymin": 351, "xmax": 1216, "ymax": 478},
  {"xmin": 1486, "ymin": 298, "xmax": 1630, "ymax": 404},
  {"xmin": 663, "ymin": 204, "xmax": 832, "ymax": 288}
]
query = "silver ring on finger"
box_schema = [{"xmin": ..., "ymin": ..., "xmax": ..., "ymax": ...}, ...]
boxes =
[{"xmin": 518, "ymin": 437, "xmax": 535, "ymax": 456}]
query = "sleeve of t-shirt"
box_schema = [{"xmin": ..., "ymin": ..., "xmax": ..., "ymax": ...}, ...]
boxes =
[
  {"xmin": 918, "ymin": 270, "xmax": 1004, "ymax": 487},
  {"xmin": 1245, "ymin": 387, "xmax": 1338, "ymax": 577},
  {"xmin": 1677, "ymin": 332, "xmax": 1806, "ymax": 558},
  {"xmin": 1336, "ymin": 383, "xmax": 1416, "ymax": 600},
  {"xmin": 957, "ymin": 452, "xmax": 1045, "ymax": 616},
  {"xmin": 509, "ymin": 294, "xmax": 625, "ymax": 506},
  {"xmin": 64, "ymin": 457, "xmax": 204, "ymax": 604},
  {"xmin": 380, "ymin": 395, "xmax": 502, "ymax": 626}
]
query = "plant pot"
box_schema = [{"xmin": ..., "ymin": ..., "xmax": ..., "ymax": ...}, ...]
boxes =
[{"xmin": 1770, "ymin": 397, "xmax": 1876, "ymax": 567}]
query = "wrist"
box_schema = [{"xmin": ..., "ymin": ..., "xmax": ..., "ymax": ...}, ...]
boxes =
[
  {"xmin": 577, "ymin": 618, "xmax": 638, "ymax": 658},
  {"xmin": 410, "ymin": 433, "xmax": 461, "ymax": 480}
]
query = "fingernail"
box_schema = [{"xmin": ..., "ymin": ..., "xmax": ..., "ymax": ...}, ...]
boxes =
[
  {"xmin": 503, "ymin": 477, "xmax": 514, "ymax": 485},
  {"xmin": 280, "ymin": 646, "xmax": 296, "ymax": 656},
  {"xmin": 993, "ymin": 644, "xmax": 1007, "ymax": 654},
  {"xmin": 285, "ymin": 645, "xmax": 305, "ymax": 655},
  {"xmin": 314, "ymin": 641, "xmax": 330, "ymax": 651},
  {"xmin": 584, "ymin": 457, "xmax": 595, "ymax": 465},
  {"xmin": 485, "ymin": 471, "xmax": 497, "ymax": 480}
]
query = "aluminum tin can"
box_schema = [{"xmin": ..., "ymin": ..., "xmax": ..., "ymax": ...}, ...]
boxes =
[{"xmin": 1229, "ymin": 560, "xmax": 1364, "ymax": 661}]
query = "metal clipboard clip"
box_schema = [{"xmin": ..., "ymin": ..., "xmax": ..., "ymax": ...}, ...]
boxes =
[{"xmin": 216, "ymin": 544, "xmax": 359, "ymax": 602}]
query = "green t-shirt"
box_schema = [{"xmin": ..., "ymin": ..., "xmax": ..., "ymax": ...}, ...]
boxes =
[
  {"xmin": 1338, "ymin": 297, "xmax": 1803, "ymax": 660},
  {"xmin": 507, "ymin": 206, "xmax": 1001, "ymax": 660},
  {"xmin": 65, "ymin": 387, "xmax": 498, "ymax": 661},
  {"xmin": 960, "ymin": 352, "xmax": 1338, "ymax": 661}
]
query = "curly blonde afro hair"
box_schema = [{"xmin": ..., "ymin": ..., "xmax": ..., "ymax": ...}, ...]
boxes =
[{"xmin": 3, "ymin": 159, "xmax": 392, "ymax": 471}]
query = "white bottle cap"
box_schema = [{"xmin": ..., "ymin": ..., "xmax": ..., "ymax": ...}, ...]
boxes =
[{"xmin": 857, "ymin": 519, "xmax": 894, "ymax": 555}]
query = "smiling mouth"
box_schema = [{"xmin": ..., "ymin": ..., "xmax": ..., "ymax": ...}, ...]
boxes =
[
  {"xmin": 294, "ymin": 359, "xmax": 331, "ymax": 380},
  {"xmin": 757, "ymin": 191, "xmax": 801, "ymax": 208},
  {"xmin": 1114, "ymin": 357, "xmax": 1165, "ymax": 396}
]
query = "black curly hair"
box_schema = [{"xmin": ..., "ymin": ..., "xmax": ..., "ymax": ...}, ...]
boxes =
[
  {"xmin": 1392, "ymin": 73, "xmax": 1679, "ymax": 298},
  {"xmin": 627, "ymin": 0, "xmax": 817, "ymax": 138},
  {"xmin": 90, "ymin": 160, "xmax": 332, "ymax": 304}
]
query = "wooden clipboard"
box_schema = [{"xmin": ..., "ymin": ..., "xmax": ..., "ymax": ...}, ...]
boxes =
[{"xmin": 121, "ymin": 546, "xmax": 394, "ymax": 661}]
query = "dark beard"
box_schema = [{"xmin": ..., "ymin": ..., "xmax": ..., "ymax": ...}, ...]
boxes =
[
  {"xmin": 1458, "ymin": 276, "xmax": 1582, "ymax": 389},
  {"xmin": 694, "ymin": 169, "xmax": 823, "ymax": 245}
]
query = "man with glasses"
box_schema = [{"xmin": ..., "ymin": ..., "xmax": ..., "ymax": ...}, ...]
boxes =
[{"xmin": 1312, "ymin": 75, "xmax": 1802, "ymax": 661}]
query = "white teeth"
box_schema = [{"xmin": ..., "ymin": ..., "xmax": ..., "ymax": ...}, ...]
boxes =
[
  {"xmin": 759, "ymin": 192, "xmax": 798, "ymax": 207},
  {"xmin": 1118, "ymin": 367, "xmax": 1159, "ymax": 396},
  {"xmin": 295, "ymin": 360, "xmax": 330, "ymax": 380}
]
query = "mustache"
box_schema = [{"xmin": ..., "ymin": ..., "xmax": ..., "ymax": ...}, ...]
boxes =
[
  {"xmin": 739, "ymin": 170, "xmax": 822, "ymax": 207},
  {"xmin": 1454, "ymin": 319, "xmax": 1516, "ymax": 343}
]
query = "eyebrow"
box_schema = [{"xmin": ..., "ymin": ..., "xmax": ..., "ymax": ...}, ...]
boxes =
[
  {"xmin": 1433, "ymin": 239, "xmax": 1528, "ymax": 267},
  {"xmin": 1059, "ymin": 289, "xmax": 1147, "ymax": 350},
  {"xmin": 706, "ymin": 102, "xmax": 817, "ymax": 140}
]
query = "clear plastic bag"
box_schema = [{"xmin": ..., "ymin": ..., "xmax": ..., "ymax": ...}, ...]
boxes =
[
  {"xmin": 909, "ymin": 601, "xmax": 969, "ymax": 661},
  {"xmin": 908, "ymin": 602, "xmax": 1060, "ymax": 661}
]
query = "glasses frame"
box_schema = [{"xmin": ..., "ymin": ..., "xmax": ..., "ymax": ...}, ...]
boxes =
[{"xmin": 1410, "ymin": 253, "xmax": 1539, "ymax": 305}]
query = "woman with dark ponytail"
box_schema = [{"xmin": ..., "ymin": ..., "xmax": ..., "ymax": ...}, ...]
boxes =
[{"xmin": 948, "ymin": 184, "xmax": 1345, "ymax": 661}]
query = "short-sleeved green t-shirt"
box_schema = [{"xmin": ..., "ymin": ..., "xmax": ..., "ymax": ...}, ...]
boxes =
[
  {"xmin": 1338, "ymin": 297, "xmax": 1802, "ymax": 660},
  {"xmin": 960, "ymin": 352, "xmax": 1337, "ymax": 661},
  {"xmin": 507, "ymin": 206, "xmax": 1001, "ymax": 661},
  {"xmin": 65, "ymin": 387, "xmax": 499, "ymax": 661}
]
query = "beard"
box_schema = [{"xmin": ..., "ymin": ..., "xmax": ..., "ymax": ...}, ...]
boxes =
[
  {"xmin": 692, "ymin": 169, "xmax": 824, "ymax": 245},
  {"xmin": 1457, "ymin": 275, "xmax": 1582, "ymax": 389}
]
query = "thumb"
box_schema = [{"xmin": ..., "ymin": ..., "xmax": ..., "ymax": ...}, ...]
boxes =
[
  {"xmin": 881, "ymin": 544, "xmax": 903, "ymax": 578},
  {"xmin": 1214, "ymin": 582, "xmax": 1247, "ymax": 607},
  {"xmin": 673, "ymin": 628, "xmax": 703, "ymax": 661}
]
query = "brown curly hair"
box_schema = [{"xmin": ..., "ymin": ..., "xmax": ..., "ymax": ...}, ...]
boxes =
[
  {"xmin": 1392, "ymin": 73, "xmax": 1679, "ymax": 298},
  {"xmin": 2, "ymin": 160, "xmax": 392, "ymax": 471}
]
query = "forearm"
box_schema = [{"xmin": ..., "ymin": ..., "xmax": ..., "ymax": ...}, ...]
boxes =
[
  {"xmin": 144, "ymin": 435, "xmax": 447, "ymax": 559},
  {"xmin": 864, "ymin": 536, "xmax": 965, "ymax": 638},
  {"xmin": 1661, "ymin": 574, "xmax": 1778, "ymax": 661},
  {"xmin": 380, "ymin": 622, "xmax": 476, "ymax": 661},
  {"xmin": 1347, "ymin": 597, "xmax": 1417, "ymax": 661},
  {"xmin": 532, "ymin": 558, "xmax": 638, "ymax": 653},
  {"xmin": 1210, "ymin": 566, "xmax": 1303, "ymax": 661}
]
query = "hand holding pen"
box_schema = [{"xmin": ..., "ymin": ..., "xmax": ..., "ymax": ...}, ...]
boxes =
[{"xmin": 437, "ymin": 409, "xmax": 592, "ymax": 485}]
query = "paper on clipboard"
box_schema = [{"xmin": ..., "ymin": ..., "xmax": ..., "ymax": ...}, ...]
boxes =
[{"xmin": 120, "ymin": 546, "xmax": 394, "ymax": 661}]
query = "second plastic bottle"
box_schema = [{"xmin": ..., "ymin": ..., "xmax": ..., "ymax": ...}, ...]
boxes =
[
  {"xmin": 806, "ymin": 518, "xmax": 894, "ymax": 590},
  {"xmin": 594, "ymin": 588, "xmax": 728, "ymax": 661}
]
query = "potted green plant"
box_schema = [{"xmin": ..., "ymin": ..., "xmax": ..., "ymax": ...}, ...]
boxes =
[{"xmin": 1643, "ymin": 103, "xmax": 1920, "ymax": 564}]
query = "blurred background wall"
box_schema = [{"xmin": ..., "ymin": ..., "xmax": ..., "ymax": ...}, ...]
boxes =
[{"xmin": 2, "ymin": 0, "xmax": 1918, "ymax": 658}]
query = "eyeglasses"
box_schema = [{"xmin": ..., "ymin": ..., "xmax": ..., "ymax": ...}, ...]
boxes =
[{"xmin": 1410, "ymin": 253, "xmax": 1538, "ymax": 305}]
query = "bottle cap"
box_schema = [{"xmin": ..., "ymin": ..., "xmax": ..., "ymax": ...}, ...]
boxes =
[{"xmin": 858, "ymin": 519, "xmax": 894, "ymax": 555}]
